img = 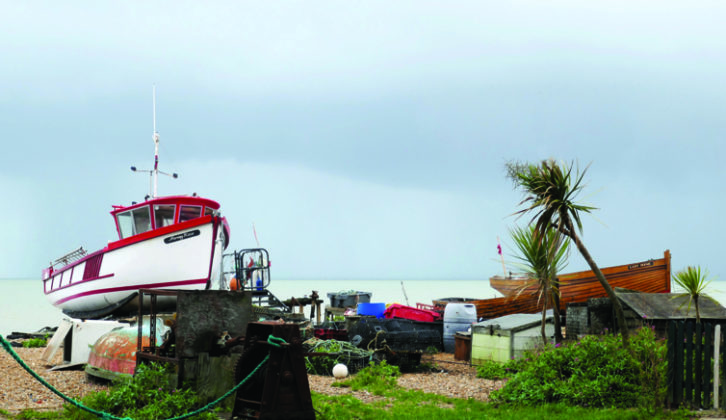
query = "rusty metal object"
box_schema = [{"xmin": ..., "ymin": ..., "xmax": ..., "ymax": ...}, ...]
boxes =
[
  {"xmin": 232, "ymin": 322, "xmax": 315, "ymax": 420},
  {"xmin": 86, "ymin": 317, "xmax": 169, "ymax": 381}
]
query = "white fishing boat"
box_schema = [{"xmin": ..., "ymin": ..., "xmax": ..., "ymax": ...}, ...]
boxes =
[{"xmin": 42, "ymin": 93, "xmax": 231, "ymax": 318}]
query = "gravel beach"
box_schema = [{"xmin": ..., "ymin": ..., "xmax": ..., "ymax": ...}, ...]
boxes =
[{"xmin": 1, "ymin": 347, "xmax": 504, "ymax": 416}]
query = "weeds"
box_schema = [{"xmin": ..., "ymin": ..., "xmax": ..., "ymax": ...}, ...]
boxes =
[
  {"xmin": 491, "ymin": 327, "xmax": 667, "ymax": 408},
  {"xmin": 62, "ymin": 362, "xmax": 217, "ymax": 420},
  {"xmin": 22, "ymin": 335, "xmax": 49, "ymax": 348},
  {"xmin": 333, "ymin": 360, "xmax": 400, "ymax": 395}
]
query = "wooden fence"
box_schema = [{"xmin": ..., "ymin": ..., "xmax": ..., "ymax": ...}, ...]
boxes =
[{"xmin": 667, "ymin": 320, "xmax": 726, "ymax": 408}]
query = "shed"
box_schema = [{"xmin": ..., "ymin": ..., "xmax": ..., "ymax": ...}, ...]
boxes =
[
  {"xmin": 471, "ymin": 312, "xmax": 554, "ymax": 364},
  {"xmin": 566, "ymin": 291, "xmax": 726, "ymax": 338}
]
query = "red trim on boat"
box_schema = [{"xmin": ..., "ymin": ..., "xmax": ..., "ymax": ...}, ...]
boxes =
[
  {"xmin": 52, "ymin": 278, "xmax": 209, "ymax": 305},
  {"xmin": 107, "ymin": 216, "xmax": 213, "ymax": 251},
  {"xmin": 110, "ymin": 196, "xmax": 220, "ymax": 216},
  {"xmin": 44, "ymin": 274, "xmax": 115, "ymax": 295}
]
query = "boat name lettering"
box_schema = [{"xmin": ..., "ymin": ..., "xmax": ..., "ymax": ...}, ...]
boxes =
[
  {"xmin": 628, "ymin": 261, "xmax": 654, "ymax": 270},
  {"xmin": 164, "ymin": 230, "xmax": 201, "ymax": 244}
]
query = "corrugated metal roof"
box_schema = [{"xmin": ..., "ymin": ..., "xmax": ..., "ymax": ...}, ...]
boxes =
[
  {"xmin": 617, "ymin": 292, "xmax": 726, "ymax": 320},
  {"xmin": 473, "ymin": 310, "xmax": 553, "ymax": 332}
]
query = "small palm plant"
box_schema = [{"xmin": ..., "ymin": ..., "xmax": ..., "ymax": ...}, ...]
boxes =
[
  {"xmin": 672, "ymin": 266, "xmax": 713, "ymax": 323},
  {"xmin": 510, "ymin": 225, "xmax": 570, "ymax": 344}
]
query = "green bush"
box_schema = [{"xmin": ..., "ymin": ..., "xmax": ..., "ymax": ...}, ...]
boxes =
[
  {"xmin": 476, "ymin": 360, "xmax": 508, "ymax": 379},
  {"xmin": 333, "ymin": 360, "xmax": 401, "ymax": 395},
  {"xmin": 491, "ymin": 327, "xmax": 667, "ymax": 409},
  {"xmin": 62, "ymin": 362, "xmax": 217, "ymax": 420},
  {"xmin": 22, "ymin": 335, "xmax": 49, "ymax": 348}
]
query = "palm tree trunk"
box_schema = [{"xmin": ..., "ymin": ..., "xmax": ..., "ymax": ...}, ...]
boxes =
[
  {"xmin": 695, "ymin": 295, "xmax": 701, "ymax": 323},
  {"xmin": 562, "ymin": 221, "xmax": 631, "ymax": 344},
  {"xmin": 551, "ymin": 285, "xmax": 563, "ymax": 343},
  {"xmin": 541, "ymin": 281, "xmax": 548, "ymax": 345}
]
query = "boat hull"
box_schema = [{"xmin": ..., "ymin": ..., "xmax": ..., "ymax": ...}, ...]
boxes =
[
  {"xmin": 43, "ymin": 217, "xmax": 227, "ymax": 318},
  {"xmin": 437, "ymin": 250, "xmax": 672, "ymax": 320}
]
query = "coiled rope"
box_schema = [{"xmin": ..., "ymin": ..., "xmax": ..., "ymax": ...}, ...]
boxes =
[{"xmin": 0, "ymin": 333, "xmax": 285, "ymax": 420}]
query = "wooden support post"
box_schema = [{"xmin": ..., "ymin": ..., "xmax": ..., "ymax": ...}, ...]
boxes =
[
  {"xmin": 315, "ymin": 301, "xmax": 321, "ymax": 324},
  {"xmin": 714, "ymin": 324, "xmax": 720, "ymax": 409}
]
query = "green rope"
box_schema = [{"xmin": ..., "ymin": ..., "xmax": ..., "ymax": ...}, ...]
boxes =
[{"xmin": 0, "ymin": 333, "xmax": 287, "ymax": 420}]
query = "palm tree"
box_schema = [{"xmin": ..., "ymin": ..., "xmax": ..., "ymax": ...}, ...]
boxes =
[
  {"xmin": 506, "ymin": 159, "xmax": 631, "ymax": 343},
  {"xmin": 672, "ymin": 266, "xmax": 712, "ymax": 323},
  {"xmin": 509, "ymin": 225, "xmax": 570, "ymax": 344}
]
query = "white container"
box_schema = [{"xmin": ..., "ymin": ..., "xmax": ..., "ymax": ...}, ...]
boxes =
[{"xmin": 443, "ymin": 303, "xmax": 477, "ymax": 353}]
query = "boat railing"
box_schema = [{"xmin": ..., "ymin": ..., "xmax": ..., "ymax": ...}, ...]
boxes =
[
  {"xmin": 233, "ymin": 248, "xmax": 272, "ymax": 292},
  {"xmin": 52, "ymin": 247, "xmax": 87, "ymax": 267}
]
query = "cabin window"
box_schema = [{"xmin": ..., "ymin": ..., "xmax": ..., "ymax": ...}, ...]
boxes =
[
  {"xmin": 179, "ymin": 205, "xmax": 202, "ymax": 223},
  {"xmin": 204, "ymin": 207, "xmax": 215, "ymax": 217},
  {"xmin": 116, "ymin": 206, "xmax": 152, "ymax": 238},
  {"xmin": 154, "ymin": 205, "xmax": 176, "ymax": 229}
]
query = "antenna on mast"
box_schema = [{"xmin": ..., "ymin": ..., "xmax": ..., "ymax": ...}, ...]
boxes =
[{"xmin": 130, "ymin": 86, "xmax": 179, "ymax": 199}]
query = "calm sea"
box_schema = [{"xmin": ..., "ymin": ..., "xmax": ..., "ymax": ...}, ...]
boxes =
[
  {"xmin": 0, "ymin": 278, "xmax": 502, "ymax": 336},
  {"xmin": 4, "ymin": 278, "xmax": 726, "ymax": 337}
]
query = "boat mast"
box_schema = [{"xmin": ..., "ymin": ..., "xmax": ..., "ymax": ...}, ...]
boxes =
[
  {"xmin": 131, "ymin": 86, "xmax": 178, "ymax": 199},
  {"xmin": 152, "ymin": 86, "xmax": 160, "ymax": 198}
]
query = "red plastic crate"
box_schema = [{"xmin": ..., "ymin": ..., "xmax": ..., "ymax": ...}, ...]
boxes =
[
  {"xmin": 384, "ymin": 303, "xmax": 443, "ymax": 323},
  {"xmin": 313, "ymin": 328, "xmax": 348, "ymax": 341}
]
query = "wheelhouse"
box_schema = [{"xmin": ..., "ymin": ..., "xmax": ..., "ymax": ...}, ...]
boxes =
[{"xmin": 111, "ymin": 196, "xmax": 221, "ymax": 240}]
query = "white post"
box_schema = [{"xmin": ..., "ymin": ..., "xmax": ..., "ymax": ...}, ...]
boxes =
[
  {"xmin": 152, "ymin": 86, "xmax": 159, "ymax": 198},
  {"xmin": 714, "ymin": 324, "xmax": 721, "ymax": 409}
]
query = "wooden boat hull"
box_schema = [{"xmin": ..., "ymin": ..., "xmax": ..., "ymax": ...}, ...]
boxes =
[{"xmin": 436, "ymin": 250, "xmax": 672, "ymax": 320}]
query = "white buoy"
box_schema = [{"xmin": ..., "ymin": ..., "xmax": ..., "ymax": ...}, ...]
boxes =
[{"xmin": 332, "ymin": 363, "xmax": 348, "ymax": 379}]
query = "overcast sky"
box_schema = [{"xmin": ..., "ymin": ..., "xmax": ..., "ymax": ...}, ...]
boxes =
[{"xmin": 0, "ymin": 1, "xmax": 724, "ymax": 282}]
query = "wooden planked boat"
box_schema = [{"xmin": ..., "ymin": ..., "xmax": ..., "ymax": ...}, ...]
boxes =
[{"xmin": 434, "ymin": 250, "xmax": 672, "ymax": 320}]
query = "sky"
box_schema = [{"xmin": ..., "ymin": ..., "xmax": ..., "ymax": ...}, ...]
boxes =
[{"xmin": 0, "ymin": 1, "xmax": 724, "ymax": 281}]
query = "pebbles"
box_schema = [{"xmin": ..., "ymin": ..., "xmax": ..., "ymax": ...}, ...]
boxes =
[
  {"xmin": 1, "ymin": 349, "xmax": 503, "ymax": 415},
  {"xmin": 0, "ymin": 347, "xmax": 109, "ymax": 415},
  {"xmin": 308, "ymin": 353, "xmax": 506, "ymax": 403}
]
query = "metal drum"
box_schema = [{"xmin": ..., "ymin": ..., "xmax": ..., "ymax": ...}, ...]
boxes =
[{"xmin": 443, "ymin": 303, "xmax": 477, "ymax": 353}]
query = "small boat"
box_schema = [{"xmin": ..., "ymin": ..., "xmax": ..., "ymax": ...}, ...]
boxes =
[
  {"xmin": 42, "ymin": 100, "xmax": 231, "ymax": 319},
  {"xmin": 435, "ymin": 250, "xmax": 672, "ymax": 320},
  {"xmin": 490, "ymin": 250, "xmax": 672, "ymax": 299}
]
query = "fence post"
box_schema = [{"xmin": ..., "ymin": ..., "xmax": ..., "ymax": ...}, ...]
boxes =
[
  {"xmin": 704, "ymin": 323, "xmax": 713, "ymax": 408},
  {"xmin": 667, "ymin": 321, "xmax": 675, "ymax": 406},
  {"xmin": 675, "ymin": 320, "xmax": 685, "ymax": 406},
  {"xmin": 686, "ymin": 321, "xmax": 694, "ymax": 403},
  {"xmin": 695, "ymin": 322, "xmax": 703, "ymax": 407},
  {"xmin": 714, "ymin": 324, "xmax": 720, "ymax": 409}
]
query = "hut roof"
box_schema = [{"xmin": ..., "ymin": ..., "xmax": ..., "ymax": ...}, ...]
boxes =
[
  {"xmin": 616, "ymin": 292, "xmax": 726, "ymax": 320},
  {"xmin": 473, "ymin": 310, "xmax": 553, "ymax": 333}
]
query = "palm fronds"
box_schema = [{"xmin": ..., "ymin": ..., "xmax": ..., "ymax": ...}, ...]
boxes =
[{"xmin": 672, "ymin": 266, "xmax": 713, "ymax": 323}]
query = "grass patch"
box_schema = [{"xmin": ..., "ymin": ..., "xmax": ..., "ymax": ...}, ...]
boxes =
[{"xmin": 312, "ymin": 391, "xmax": 688, "ymax": 420}]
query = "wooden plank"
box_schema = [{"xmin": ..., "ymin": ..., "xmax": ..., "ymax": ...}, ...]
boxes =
[
  {"xmin": 667, "ymin": 321, "xmax": 675, "ymax": 406},
  {"xmin": 675, "ymin": 320, "xmax": 684, "ymax": 406},
  {"xmin": 704, "ymin": 323, "xmax": 713, "ymax": 408},
  {"xmin": 714, "ymin": 325, "xmax": 720, "ymax": 409},
  {"xmin": 695, "ymin": 322, "xmax": 703, "ymax": 407},
  {"xmin": 721, "ymin": 324, "xmax": 726, "ymax": 409},
  {"xmin": 686, "ymin": 321, "xmax": 694, "ymax": 403}
]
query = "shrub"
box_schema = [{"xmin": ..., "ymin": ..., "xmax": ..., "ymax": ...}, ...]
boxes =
[
  {"xmin": 333, "ymin": 360, "xmax": 401, "ymax": 395},
  {"xmin": 476, "ymin": 360, "xmax": 508, "ymax": 379},
  {"xmin": 22, "ymin": 335, "xmax": 49, "ymax": 348},
  {"xmin": 62, "ymin": 362, "xmax": 217, "ymax": 420},
  {"xmin": 491, "ymin": 327, "xmax": 667, "ymax": 409}
]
